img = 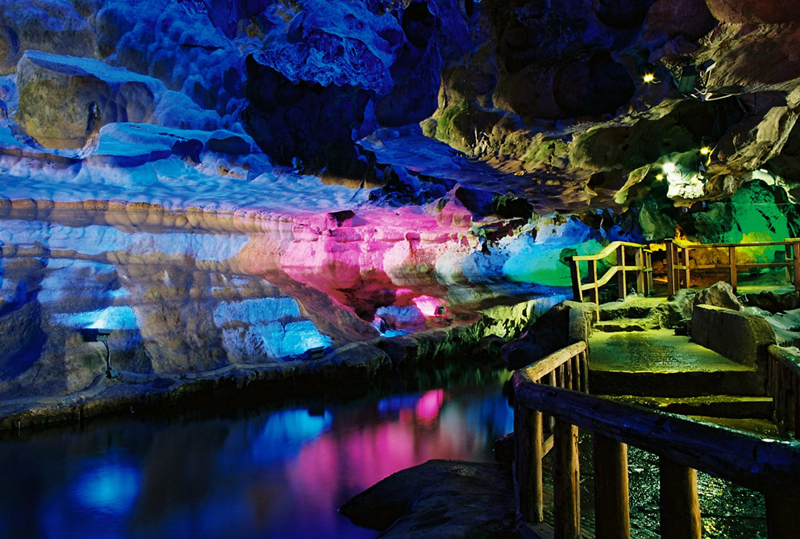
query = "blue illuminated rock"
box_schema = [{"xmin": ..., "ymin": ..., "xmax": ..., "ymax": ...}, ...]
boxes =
[
  {"xmin": 0, "ymin": 0, "xmax": 95, "ymax": 74},
  {"xmin": 17, "ymin": 51, "xmax": 224, "ymax": 149}
]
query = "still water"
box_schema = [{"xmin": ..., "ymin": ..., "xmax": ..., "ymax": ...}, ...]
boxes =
[{"xmin": 0, "ymin": 381, "xmax": 514, "ymax": 539}]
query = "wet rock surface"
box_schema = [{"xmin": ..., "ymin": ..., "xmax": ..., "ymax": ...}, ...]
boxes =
[{"xmin": 340, "ymin": 459, "xmax": 516, "ymax": 539}]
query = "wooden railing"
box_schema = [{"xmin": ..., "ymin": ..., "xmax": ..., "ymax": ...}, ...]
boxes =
[
  {"xmin": 768, "ymin": 345, "xmax": 800, "ymax": 439},
  {"xmin": 665, "ymin": 238, "xmax": 800, "ymax": 295},
  {"xmin": 514, "ymin": 346, "xmax": 800, "ymax": 539},
  {"xmin": 568, "ymin": 242, "xmax": 653, "ymax": 306},
  {"xmin": 514, "ymin": 342, "xmax": 589, "ymax": 525}
]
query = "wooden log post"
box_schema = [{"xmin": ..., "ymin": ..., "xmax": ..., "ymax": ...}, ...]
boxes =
[
  {"xmin": 635, "ymin": 248, "xmax": 645, "ymax": 295},
  {"xmin": 554, "ymin": 420, "xmax": 581, "ymax": 539},
  {"xmin": 589, "ymin": 259, "xmax": 599, "ymax": 306},
  {"xmin": 646, "ymin": 250, "xmax": 654, "ymax": 293},
  {"xmin": 683, "ymin": 246, "xmax": 691, "ymax": 289},
  {"xmin": 666, "ymin": 240, "xmax": 675, "ymax": 296},
  {"xmin": 793, "ymin": 241, "xmax": 800, "ymax": 292},
  {"xmin": 515, "ymin": 404, "xmax": 544, "ymax": 523},
  {"xmin": 659, "ymin": 458, "xmax": 701, "ymax": 539},
  {"xmin": 580, "ymin": 352, "xmax": 589, "ymax": 394},
  {"xmin": 766, "ymin": 491, "xmax": 800, "ymax": 539},
  {"xmin": 617, "ymin": 245, "xmax": 627, "ymax": 300},
  {"xmin": 593, "ymin": 435, "xmax": 630, "ymax": 539},
  {"xmin": 571, "ymin": 355, "xmax": 581, "ymax": 393},
  {"xmin": 569, "ymin": 257, "xmax": 583, "ymax": 302}
]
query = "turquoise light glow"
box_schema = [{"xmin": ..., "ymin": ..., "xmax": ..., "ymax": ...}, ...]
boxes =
[{"xmin": 72, "ymin": 461, "xmax": 141, "ymax": 515}]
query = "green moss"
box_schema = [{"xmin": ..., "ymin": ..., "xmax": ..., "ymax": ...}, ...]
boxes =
[
  {"xmin": 523, "ymin": 136, "xmax": 570, "ymax": 169},
  {"xmin": 434, "ymin": 100, "xmax": 469, "ymax": 145}
]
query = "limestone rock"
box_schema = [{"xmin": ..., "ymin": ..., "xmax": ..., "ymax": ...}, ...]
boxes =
[
  {"xmin": 743, "ymin": 291, "xmax": 800, "ymax": 314},
  {"xmin": 341, "ymin": 460, "xmax": 515, "ymax": 539},
  {"xmin": 705, "ymin": 0, "xmax": 800, "ymax": 24},
  {"xmin": 691, "ymin": 304, "xmax": 776, "ymax": 367},
  {"xmin": 502, "ymin": 300, "xmax": 596, "ymax": 370},
  {"xmin": 0, "ymin": 0, "xmax": 95, "ymax": 74},
  {"xmin": 16, "ymin": 51, "xmax": 223, "ymax": 149},
  {"xmin": 693, "ymin": 281, "xmax": 742, "ymax": 311}
]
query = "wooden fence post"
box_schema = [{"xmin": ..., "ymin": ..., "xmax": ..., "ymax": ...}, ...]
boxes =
[
  {"xmin": 589, "ymin": 260, "xmax": 599, "ymax": 306},
  {"xmin": 568, "ymin": 256, "xmax": 583, "ymax": 302},
  {"xmin": 729, "ymin": 246, "xmax": 738, "ymax": 293},
  {"xmin": 617, "ymin": 245, "xmax": 627, "ymax": 300},
  {"xmin": 659, "ymin": 458, "xmax": 701, "ymax": 539},
  {"xmin": 793, "ymin": 241, "xmax": 800, "ymax": 292},
  {"xmin": 666, "ymin": 240, "xmax": 675, "ymax": 296},
  {"xmin": 683, "ymin": 246, "xmax": 691, "ymax": 289},
  {"xmin": 515, "ymin": 404, "xmax": 544, "ymax": 523},
  {"xmin": 554, "ymin": 420, "xmax": 581, "ymax": 539},
  {"xmin": 635, "ymin": 248, "xmax": 645, "ymax": 295},
  {"xmin": 594, "ymin": 435, "xmax": 630, "ymax": 539}
]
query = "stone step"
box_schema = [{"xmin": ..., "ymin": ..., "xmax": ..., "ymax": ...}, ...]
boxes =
[
  {"xmin": 604, "ymin": 395, "xmax": 773, "ymax": 419},
  {"xmin": 598, "ymin": 297, "xmax": 664, "ymax": 322},
  {"xmin": 589, "ymin": 329, "xmax": 765, "ymax": 397},
  {"xmin": 593, "ymin": 318, "xmax": 658, "ymax": 332},
  {"xmin": 590, "ymin": 369, "xmax": 764, "ymax": 397}
]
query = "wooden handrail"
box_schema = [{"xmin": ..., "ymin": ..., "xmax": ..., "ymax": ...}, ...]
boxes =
[
  {"xmin": 768, "ymin": 345, "xmax": 800, "ymax": 438},
  {"xmin": 571, "ymin": 241, "xmax": 652, "ymax": 262},
  {"xmin": 514, "ymin": 341, "xmax": 589, "ymax": 526},
  {"xmin": 569, "ymin": 242, "xmax": 653, "ymax": 306},
  {"xmin": 675, "ymin": 239, "xmax": 800, "ymax": 249},
  {"xmin": 514, "ymin": 356, "xmax": 800, "ymax": 538},
  {"xmin": 523, "ymin": 341, "xmax": 587, "ymax": 382},
  {"xmin": 514, "ymin": 380, "xmax": 800, "ymax": 493}
]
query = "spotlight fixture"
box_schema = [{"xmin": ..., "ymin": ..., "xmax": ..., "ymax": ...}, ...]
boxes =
[
  {"xmin": 699, "ymin": 146, "xmax": 712, "ymax": 156},
  {"xmin": 81, "ymin": 328, "xmax": 113, "ymax": 378},
  {"xmin": 643, "ymin": 73, "xmax": 655, "ymax": 83},
  {"xmin": 656, "ymin": 174, "xmax": 664, "ymax": 181},
  {"xmin": 662, "ymin": 163, "xmax": 676, "ymax": 174}
]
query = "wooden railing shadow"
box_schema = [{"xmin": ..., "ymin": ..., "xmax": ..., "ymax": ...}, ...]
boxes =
[{"xmin": 513, "ymin": 341, "xmax": 800, "ymax": 539}]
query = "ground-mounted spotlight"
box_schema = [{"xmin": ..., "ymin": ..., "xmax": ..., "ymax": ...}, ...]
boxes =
[
  {"xmin": 699, "ymin": 147, "xmax": 712, "ymax": 156},
  {"xmin": 643, "ymin": 73, "xmax": 656, "ymax": 84},
  {"xmin": 656, "ymin": 174, "xmax": 665, "ymax": 181},
  {"xmin": 81, "ymin": 328, "xmax": 114, "ymax": 378}
]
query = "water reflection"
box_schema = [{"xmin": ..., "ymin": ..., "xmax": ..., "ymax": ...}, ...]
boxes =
[{"xmin": 0, "ymin": 381, "xmax": 513, "ymax": 539}]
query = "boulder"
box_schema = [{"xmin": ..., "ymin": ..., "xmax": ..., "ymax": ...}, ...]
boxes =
[
  {"xmin": 705, "ymin": 0, "xmax": 800, "ymax": 24},
  {"xmin": 693, "ymin": 281, "xmax": 742, "ymax": 311},
  {"xmin": 0, "ymin": 0, "xmax": 95, "ymax": 74},
  {"xmin": 691, "ymin": 304, "xmax": 776, "ymax": 367},
  {"xmin": 17, "ymin": 51, "xmax": 222, "ymax": 149},
  {"xmin": 743, "ymin": 291, "xmax": 800, "ymax": 314},
  {"xmin": 341, "ymin": 460, "xmax": 516, "ymax": 539},
  {"xmin": 502, "ymin": 300, "xmax": 596, "ymax": 370}
]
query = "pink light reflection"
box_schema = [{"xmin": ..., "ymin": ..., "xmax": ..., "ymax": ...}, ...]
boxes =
[{"xmin": 415, "ymin": 390, "xmax": 444, "ymax": 423}]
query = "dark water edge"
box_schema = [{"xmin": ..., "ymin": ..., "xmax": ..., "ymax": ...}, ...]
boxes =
[
  {"xmin": 0, "ymin": 368, "xmax": 515, "ymax": 539},
  {"xmin": 0, "ymin": 362, "xmax": 768, "ymax": 539}
]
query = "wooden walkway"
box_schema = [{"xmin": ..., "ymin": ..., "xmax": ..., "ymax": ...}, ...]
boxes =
[
  {"xmin": 513, "ymin": 342, "xmax": 800, "ymax": 539},
  {"xmin": 568, "ymin": 238, "xmax": 800, "ymax": 306}
]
